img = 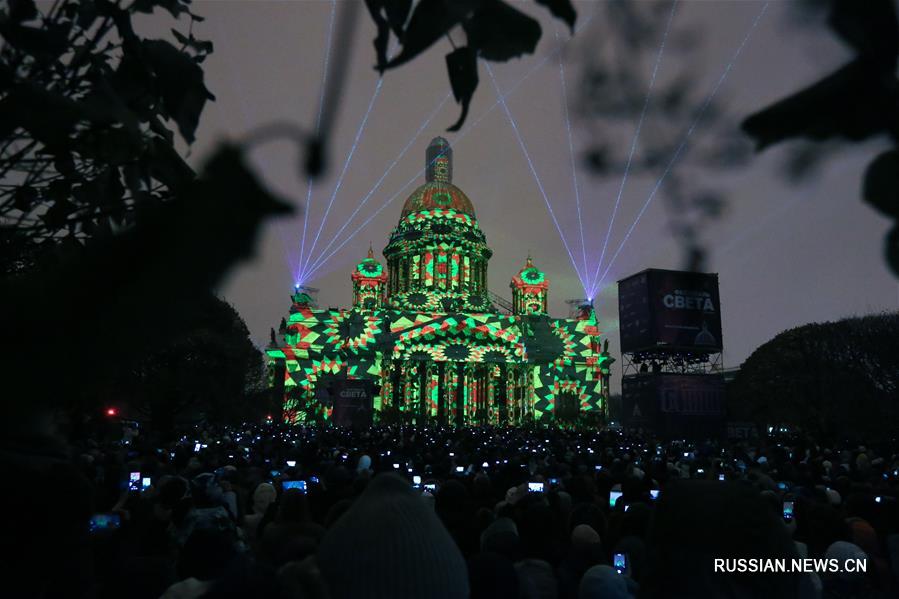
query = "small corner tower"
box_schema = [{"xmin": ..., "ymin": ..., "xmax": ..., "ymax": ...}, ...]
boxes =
[
  {"xmin": 511, "ymin": 255, "xmax": 549, "ymax": 315},
  {"xmin": 352, "ymin": 245, "xmax": 387, "ymax": 309}
]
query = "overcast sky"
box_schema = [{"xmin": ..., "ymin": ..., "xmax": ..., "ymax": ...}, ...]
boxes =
[{"xmin": 138, "ymin": 1, "xmax": 898, "ymax": 392}]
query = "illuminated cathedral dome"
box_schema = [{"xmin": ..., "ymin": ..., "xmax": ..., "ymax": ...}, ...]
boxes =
[
  {"xmin": 400, "ymin": 181, "xmax": 475, "ymax": 217},
  {"xmin": 384, "ymin": 137, "xmax": 492, "ymax": 311},
  {"xmin": 400, "ymin": 136, "xmax": 475, "ymax": 217}
]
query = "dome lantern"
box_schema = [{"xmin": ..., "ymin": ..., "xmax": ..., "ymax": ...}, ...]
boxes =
[{"xmin": 426, "ymin": 136, "xmax": 452, "ymax": 183}]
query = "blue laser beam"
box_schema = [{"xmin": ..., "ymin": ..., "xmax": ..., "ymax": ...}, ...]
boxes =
[
  {"xmin": 719, "ymin": 161, "xmax": 854, "ymax": 257},
  {"xmin": 589, "ymin": 0, "xmax": 678, "ymax": 298},
  {"xmin": 485, "ymin": 61, "xmax": 588, "ymax": 292},
  {"xmin": 302, "ymin": 53, "xmax": 561, "ymax": 282},
  {"xmin": 302, "ymin": 144, "xmax": 461, "ymax": 282},
  {"xmin": 299, "ymin": 77, "xmax": 384, "ymax": 282},
  {"xmin": 555, "ymin": 26, "xmax": 589, "ymax": 285},
  {"xmin": 304, "ymin": 92, "xmax": 453, "ymax": 277},
  {"xmin": 303, "ymin": 11, "xmax": 601, "ymax": 282},
  {"xmin": 594, "ymin": 1, "xmax": 770, "ymax": 291},
  {"xmin": 296, "ymin": 0, "xmax": 337, "ymax": 282}
]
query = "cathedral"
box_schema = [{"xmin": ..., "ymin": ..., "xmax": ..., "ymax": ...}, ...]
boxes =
[{"xmin": 267, "ymin": 137, "xmax": 613, "ymax": 426}]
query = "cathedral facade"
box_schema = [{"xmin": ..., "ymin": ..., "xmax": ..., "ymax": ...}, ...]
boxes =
[{"xmin": 267, "ymin": 137, "xmax": 613, "ymax": 426}]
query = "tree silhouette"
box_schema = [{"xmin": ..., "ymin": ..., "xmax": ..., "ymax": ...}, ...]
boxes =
[
  {"xmin": 575, "ymin": 1, "xmax": 752, "ymax": 273},
  {"xmin": 0, "ymin": 0, "xmax": 214, "ymax": 275},
  {"xmin": 0, "ymin": 1, "xmax": 293, "ymax": 436},
  {"xmin": 742, "ymin": 0, "xmax": 899, "ymax": 277},
  {"xmin": 730, "ymin": 312, "xmax": 899, "ymax": 438},
  {"xmin": 87, "ymin": 295, "xmax": 266, "ymax": 434},
  {"xmin": 364, "ymin": 0, "xmax": 577, "ymax": 131}
]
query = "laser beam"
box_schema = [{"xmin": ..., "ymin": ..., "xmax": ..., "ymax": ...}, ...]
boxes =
[
  {"xmin": 594, "ymin": 1, "xmax": 770, "ymax": 291},
  {"xmin": 303, "ymin": 11, "xmax": 600, "ymax": 282},
  {"xmin": 296, "ymin": 0, "xmax": 337, "ymax": 282},
  {"xmin": 302, "ymin": 51, "xmax": 561, "ymax": 282},
  {"xmin": 304, "ymin": 92, "xmax": 452, "ymax": 277},
  {"xmin": 299, "ymin": 77, "xmax": 384, "ymax": 282},
  {"xmin": 719, "ymin": 162, "xmax": 852, "ymax": 257},
  {"xmin": 485, "ymin": 61, "xmax": 588, "ymax": 292},
  {"xmin": 555, "ymin": 26, "xmax": 589, "ymax": 285},
  {"xmin": 589, "ymin": 0, "xmax": 678, "ymax": 298}
]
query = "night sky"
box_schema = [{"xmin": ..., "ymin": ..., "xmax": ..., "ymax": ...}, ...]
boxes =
[{"xmin": 137, "ymin": 1, "xmax": 898, "ymax": 391}]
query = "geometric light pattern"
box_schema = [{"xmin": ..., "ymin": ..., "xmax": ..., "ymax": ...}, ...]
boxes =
[{"xmin": 268, "ymin": 138, "xmax": 614, "ymax": 426}]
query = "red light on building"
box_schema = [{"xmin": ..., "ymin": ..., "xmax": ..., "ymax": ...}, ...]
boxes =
[{"xmin": 106, "ymin": 407, "xmax": 117, "ymax": 417}]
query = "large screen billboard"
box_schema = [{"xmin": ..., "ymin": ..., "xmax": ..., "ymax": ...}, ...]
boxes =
[
  {"xmin": 618, "ymin": 269, "xmax": 723, "ymax": 353},
  {"xmin": 332, "ymin": 379, "xmax": 374, "ymax": 428},
  {"xmin": 621, "ymin": 374, "xmax": 725, "ymax": 438}
]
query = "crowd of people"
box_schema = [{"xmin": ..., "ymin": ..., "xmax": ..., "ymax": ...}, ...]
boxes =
[{"xmin": 18, "ymin": 421, "xmax": 899, "ymax": 598}]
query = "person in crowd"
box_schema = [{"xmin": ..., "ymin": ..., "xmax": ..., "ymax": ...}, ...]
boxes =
[
  {"xmin": 241, "ymin": 482, "xmax": 276, "ymax": 549},
  {"xmin": 317, "ymin": 472, "xmax": 470, "ymax": 598},
  {"xmin": 41, "ymin": 421, "xmax": 895, "ymax": 598}
]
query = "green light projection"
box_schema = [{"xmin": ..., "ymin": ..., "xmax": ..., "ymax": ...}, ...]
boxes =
[{"xmin": 267, "ymin": 137, "xmax": 613, "ymax": 426}]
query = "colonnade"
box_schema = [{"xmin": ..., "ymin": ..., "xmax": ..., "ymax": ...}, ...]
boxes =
[{"xmin": 381, "ymin": 359, "xmax": 533, "ymax": 426}]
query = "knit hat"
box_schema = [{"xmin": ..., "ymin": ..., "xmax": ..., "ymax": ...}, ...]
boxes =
[
  {"xmin": 846, "ymin": 518, "xmax": 880, "ymax": 559},
  {"xmin": 356, "ymin": 454, "xmax": 372, "ymax": 473},
  {"xmin": 506, "ymin": 484, "xmax": 527, "ymax": 505},
  {"xmin": 515, "ymin": 559, "xmax": 558, "ymax": 599},
  {"xmin": 824, "ymin": 541, "xmax": 867, "ymax": 581},
  {"xmin": 317, "ymin": 472, "xmax": 469, "ymax": 599},
  {"xmin": 251, "ymin": 482, "xmax": 276, "ymax": 515},
  {"xmin": 579, "ymin": 565, "xmax": 632, "ymax": 599},
  {"xmin": 481, "ymin": 517, "xmax": 520, "ymax": 559},
  {"xmin": 481, "ymin": 517, "xmax": 518, "ymax": 546},
  {"xmin": 571, "ymin": 524, "xmax": 600, "ymax": 547}
]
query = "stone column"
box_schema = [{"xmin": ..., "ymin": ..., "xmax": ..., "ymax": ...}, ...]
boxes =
[
  {"xmin": 455, "ymin": 361, "xmax": 465, "ymax": 428},
  {"xmin": 418, "ymin": 361, "xmax": 429, "ymax": 421},
  {"xmin": 437, "ymin": 361, "xmax": 446, "ymax": 424},
  {"xmin": 497, "ymin": 362, "xmax": 508, "ymax": 425}
]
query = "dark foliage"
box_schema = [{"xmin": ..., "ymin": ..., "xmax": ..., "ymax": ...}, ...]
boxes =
[
  {"xmin": 742, "ymin": 0, "xmax": 899, "ymax": 277},
  {"xmin": 1, "ymin": 144, "xmax": 291, "ymax": 434},
  {"xmin": 729, "ymin": 312, "xmax": 899, "ymax": 438},
  {"xmin": 0, "ymin": 0, "xmax": 214, "ymax": 276},
  {"xmin": 534, "ymin": 0, "xmax": 576, "ymax": 32},
  {"xmin": 576, "ymin": 1, "xmax": 748, "ymax": 272},
  {"xmin": 364, "ymin": 0, "xmax": 576, "ymax": 131},
  {"xmin": 0, "ymin": 1, "xmax": 297, "ymax": 440},
  {"xmin": 463, "ymin": 0, "xmax": 542, "ymax": 62},
  {"xmin": 445, "ymin": 46, "xmax": 478, "ymax": 132},
  {"xmin": 92, "ymin": 295, "xmax": 266, "ymax": 433},
  {"xmin": 742, "ymin": 58, "xmax": 899, "ymax": 149}
]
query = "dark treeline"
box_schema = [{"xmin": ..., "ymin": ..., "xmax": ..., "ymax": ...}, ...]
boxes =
[{"xmin": 730, "ymin": 313, "xmax": 899, "ymax": 438}]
